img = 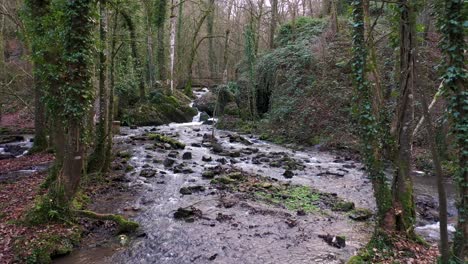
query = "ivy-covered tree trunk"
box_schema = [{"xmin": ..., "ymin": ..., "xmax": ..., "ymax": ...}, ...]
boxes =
[
  {"xmin": 104, "ymin": 11, "xmax": 119, "ymax": 171},
  {"xmin": 391, "ymin": 0, "xmax": 416, "ymax": 235},
  {"xmin": 121, "ymin": 11, "xmax": 146, "ymax": 99},
  {"xmin": 440, "ymin": 0, "xmax": 467, "ymax": 260},
  {"xmin": 350, "ymin": 0, "xmax": 392, "ymax": 227},
  {"xmin": 58, "ymin": 0, "xmax": 94, "ymax": 201},
  {"xmin": 88, "ymin": 0, "xmax": 108, "ymax": 174}
]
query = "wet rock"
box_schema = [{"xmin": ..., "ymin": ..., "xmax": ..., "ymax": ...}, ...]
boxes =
[
  {"xmin": 130, "ymin": 125, "xmax": 138, "ymax": 129},
  {"xmin": 182, "ymin": 152, "xmax": 192, "ymax": 160},
  {"xmin": 216, "ymin": 158, "xmax": 227, "ymax": 164},
  {"xmin": 202, "ymin": 171, "xmax": 216, "ymax": 179},
  {"xmin": 173, "ymin": 164, "xmax": 194, "ymax": 174},
  {"xmin": 285, "ymin": 218, "xmax": 298, "ymax": 228},
  {"xmin": 216, "ymin": 213, "xmax": 233, "ymax": 222},
  {"xmin": 228, "ymin": 134, "xmax": 253, "ymax": 145},
  {"xmin": 180, "ymin": 186, "xmax": 205, "ymax": 195},
  {"xmin": 212, "ymin": 142, "xmax": 223, "ymax": 153},
  {"xmin": 349, "ymin": 208, "xmax": 373, "ymax": 221},
  {"xmin": 199, "ymin": 112, "xmax": 210, "ymax": 122},
  {"xmin": 163, "ymin": 158, "xmax": 176, "ymax": 167},
  {"xmin": 229, "ymin": 151, "xmax": 241, "ymax": 158},
  {"xmin": 208, "ymin": 253, "xmax": 218, "ymax": 261},
  {"xmin": 203, "ymin": 120, "xmax": 215, "ymax": 125},
  {"xmin": 296, "ymin": 210, "xmax": 306, "ymax": 216},
  {"xmin": 194, "ymin": 91, "xmax": 216, "ymax": 116},
  {"xmin": 191, "ymin": 143, "xmax": 202, "ymax": 147},
  {"xmin": 4, "ymin": 145, "xmax": 28, "ymax": 156},
  {"xmin": 140, "ymin": 169, "xmax": 157, "ymax": 178},
  {"xmin": 219, "ymin": 195, "xmax": 239, "ymax": 208},
  {"xmin": 202, "ymin": 155, "xmax": 213, "ymax": 162},
  {"xmin": 343, "ymin": 163, "xmax": 357, "ymax": 169},
  {"xmin": 318, "ymin": 168, "xmax": 346, "ymax": 177},
  {"xmin": 318, "ymin": 234, "xmax": 346, "ymax": 249},
  {"xmin": 283, "ymin": 170, "xmax": 294, "ymax": 179},
  {"xmin": 168, "ymin": 151, "xmax": 179, "ymax": 158},
  {"xmin": 173, "ymin": 206, "xmax": 202, "ymax": 222}
]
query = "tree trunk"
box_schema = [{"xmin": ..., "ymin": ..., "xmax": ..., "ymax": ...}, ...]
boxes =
[
  {"xmin": 206, "ymin": 0, "xmax": 216, "ymax": 79},
  {"xmin": 155, "ymin": 0, "xmax": 168, "ymax": 82},
  {"xmin": 442, "ymin": 0, "xmax": 467, "ymax": 260},
  {"xmin": 169, "ymin": 0, "xmax": 178, "ymax": 94},
  {"xmin": 391, "ymin": 0, "xmax": 416, "ymax": 235},
  {"xmin": 269, "ymin": 0, "xmax": 278, "ymax": 49},
  {"xmin": 88, "ymin": 0, "xmax": 108, "ymax": 174},
  {"xmin": 121, "ymin": 11, "xmax": 146, "ymax": 99},
  {"xmin": 59, "ymin": 0, "xmax": 94, "ymax": 201},
  {"xmin": 350, "ymin": 0, "xmax": 392, "ymax": 227},
  {"xmin": 104, "ymin": 11, "xmax": 119, "ymax": 171},
  {"xmin": 222, "ymin": 0, "xmax": 234, "ymax": 83},
  {"xmin": 417, "ymin": 77, "xmax": 450, "ymax": 264},
  {"xmin": 28, "ymin": 0, "xmax": 49, "ymax": 152},
  {"xmin": 145, "ymin": 3, "xmax": 155, "ymax": 89},
  {"xmin": 321, "ymin": 0, "xmax": 331, "ymax": 16}
]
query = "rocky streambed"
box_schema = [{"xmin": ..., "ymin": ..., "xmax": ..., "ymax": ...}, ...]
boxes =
[
  {"xmin": 50, "ymin": 89, "xmax": 457, "ymax": 264},
  {"xmin": 56, "ymin": 117, "xmax": 378, "ymax": 263}
]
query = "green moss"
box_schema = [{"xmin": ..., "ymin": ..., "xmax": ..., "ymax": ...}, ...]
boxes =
[
  {"xmin": 148, "ymin": 133, "xmax": 185, "ymax": 149},
  {"xmin": 332, "ymin": 201, "xmax": 355, "ymax": 212},
  {"xmin": 117, "ymin": 151, "xmax": 132, "ymax": 159},
  {"xmin": 347, "ymin": 255, "xmax": 365, "ymax": 264},
  {"xmin": 121, "ymin": 90, "xmax": 196, "ymax": 126},
  {"xmin": 76, "ymin": 210, "xmax": 139, "ymax": 234},
  {"xmin": 256, "ymin": 185, "xmax": 319, "ymax": 213},
  {"xmin": 71, "ymin": 192, "xmax": 90, "ymax": 210},
  {"xmin": 14, "ymin": 229, "xmax": 81, "ymax": 264},
  {"xmin": 125, "ymin": 165, "xmax": 134, "ymax": 172},
  {"xmin": 350, "ymin": 230, "xmax": 393, "ymax": 262}
]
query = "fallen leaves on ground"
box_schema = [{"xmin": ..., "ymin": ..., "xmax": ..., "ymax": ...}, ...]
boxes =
[
  {"xmin": 0, "ymin": 169, "xmax": 74, "ymax": 263},
  {"xmin": 371, "ymin": 234, "xmax": 440, "ymax": 264},
  {"xmin": 0, "ymin": 153, "xmax": 54, "ymax": 174}
]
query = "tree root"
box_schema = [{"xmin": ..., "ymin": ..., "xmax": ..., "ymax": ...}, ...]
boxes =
[{"xmin": 75, "ymin": 210, "xmax": 139, "ymax": 233}]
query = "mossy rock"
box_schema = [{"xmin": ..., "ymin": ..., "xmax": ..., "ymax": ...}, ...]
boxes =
[
  {"xmin": 148, "ymin": 133, "xmax": 185, "ymax": 149},
  {"xmin": 332, "ymin": 201, "xmax": 355, "ymax": 212},
  {"xmin": 349, "ymin": 208, "xmax": 373, "ymax": 221},
  {"xmin": 211, "ymin": 176, "xmax": 237, "ymax": 185},
  {"xmin": 121, "ymin": 90, "xmax": 197, "ymax": 126}
]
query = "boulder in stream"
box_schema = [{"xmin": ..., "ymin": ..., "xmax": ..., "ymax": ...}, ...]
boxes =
[
  {"xmin": 163, "ymin": 158, "xmax": 176, "ymax": 167},
  {"xmin": 140, "ymin": 169, "xmax": 157, "ymax": 178},
  {"xmin": 182, "ymin": 152, "xmax": 192, "ymax": 160},
  {"xmin": 318, "ymin": 234, "xmax": 346, "ymax": 249}
]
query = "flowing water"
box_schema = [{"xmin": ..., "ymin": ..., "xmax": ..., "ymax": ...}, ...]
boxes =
[{"xmin": 43, "ymin": 88, "xmax": 455, "ymax": 263}]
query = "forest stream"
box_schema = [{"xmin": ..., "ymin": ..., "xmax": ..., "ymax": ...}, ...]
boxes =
[{"xmin": 0, "ymin": 88, "xmax": 449, "ymax": 264}]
